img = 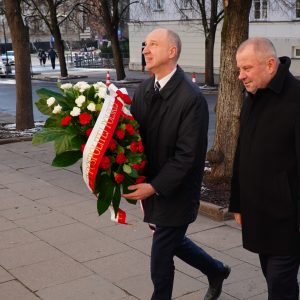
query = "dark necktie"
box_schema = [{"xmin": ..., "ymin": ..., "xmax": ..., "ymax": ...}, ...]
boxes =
[{"xmin": 155, "ymin": 81, "xmax": 161, "ymax": 93}]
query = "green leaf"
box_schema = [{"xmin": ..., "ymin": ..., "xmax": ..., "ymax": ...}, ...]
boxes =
[
  {"xmin": 54, "ymin": 131, "xmax": 83, "ymax": 155},
  {"xmin": 35, "ymin": 98, "xmax": 53, "ymax": 116},
  {"xmin": 51, "ymin": 151, "xmax": 82, "ymax": 167},
  {"xmin": 123, "ymin": 164, "xmax": 132, "ymax": 174},
  {"xmin": 96, "ymin": 174, "xmax": 115, "ymax": 216},
  {"xmin": 86, "ymin": 85, "xmax": 96, "ymax": 100},
  {"xmin": 32, "ymin": 128, "xmax": 67, "ymax": 145},
  {"xmin": 122, "ymin": 174, "xmax": 137, "ymax": 205},
  {"xmin": 44, "ymin": 115, "xmax": 62, "ymax": 128},
  {"xmin": 36, "ymin": 88, "xmax": 72, "ymax": 110},
  {"xmin": 112, "ymin": 185, "xmax": 121, "ymax": 217}
]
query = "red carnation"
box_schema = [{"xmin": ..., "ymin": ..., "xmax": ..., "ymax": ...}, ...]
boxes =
[
  {"xmin": 79, "ymin": 112, "xmax": 92, "ymax": 125},
  {"xmin": 139, "ymin": 161, "xmax": 146, "ymax": 169},
  {"xmin": 116, "ymin": 153, "xmax": 127, "ymax": 164},
  {"xmin": 85, "ymin": 128, "xmax": 93, "ymax": 137},
  {"xmin": 129, "ymin": 141, "xmax": 138, "ymax": 153},
  {"xmin": 136, "ymin": 176, "xmax": 146, "ymax": 184},
  {"xmin": 81, "ymin": 144, "xmax": 86, "ymax": 152},
  {"xmin": 137, "ymin": 141, "xmax": 144, "ymax": 153},
  {"xmin": 61, "ymin": 115, "xmax": 72, "ymax": 126},
  {"xmin": 108, "ymin": 139, "xmax": 117, "ymax": 151},
  {"xmin": 115, "ymin": 128, "xmax": 125, "ymax": 140},
  {"xmin": 114, "ymin": 173, "xmax": 125, "ymax": 184},
  {"xmin": 125, "ymin": 124, "xmax": 135, "ymax": 135},
  {"xmin": 132, "ymin": 163, "xmax": 140, "ymax": 170},
  {"xmin": 99, "ymin": 156, "xmax": 111, "ymax": 170}
]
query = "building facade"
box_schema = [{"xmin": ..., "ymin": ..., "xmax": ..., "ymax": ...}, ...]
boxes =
[{"xmin": 128, "ymin": 0, "xmax": 300, "ymax": 75}]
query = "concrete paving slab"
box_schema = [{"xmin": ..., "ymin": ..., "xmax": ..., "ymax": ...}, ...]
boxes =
[
  {"xmin": 189, "ymin": 225, "xmax": 242, "ymax": 251},
  {"xmin": 0, "ymin": 216, "xmax": 18, "ymax": 232},
  {"xmin": 10, "ymin": 256, "xmax": 92, "ymax": 291},
  {"xmin": 0, "ymin": 266, "xmax": 14, "ymax": 283},
  {"xmin": 0, "ymin": 280, "xmax": 39, "ymax": 300},
  {"xmin": 84, "ymin": 249, "xmax": 150, "ymax": 283},
  {"xmin": 175, "ymin": 288, "xmax": 236, "ymax": 299},
  {"xmin": 34, "ymin": 222, "xmax": 104, "ymax": 246},
  {"xmin": 0, "ymin": 194, "xmax": 34, "ymax": 210},
  {"xmin": 0, "ymin": 171, "xmax": 35, "ymax": 185},
  {"xmin": 37, "ymin": 274, "xmax": 129, "ymax": 300},
  {"xmin": 5, "ymin": 178, "xmax": 66, "ymax": 200},
  {"xmin": 14, "ymin": 211, "xmax": 76, "ymax": 232},
  {"xmin": 0, "ymin": 228, "xmax": 39, "ymax": 250},
  {"xmin": 35, "ymin": 192, "xmax": 88, "ymax": 208},
  {"xmin": 55, "ymin": 199, "xmax": 98, "ymax": 218},
  {"xmin": 0, "ymin": 240, "xmax": 64, "ymax": 269},
  {"xmin": 100, "ymin": 216, "xmax": 152, "ymax": 243},
  {"xmin": 222, "ymin": 275, "xmax": 268, "ymax": 299},
  {"xmin": 55, "ymin": 234, "xmax": 130, "ymax": 262},
  {"xmin": 117, "ymin": 271, "xmax": 205, "ymax": 300},
  {"xmin": 0, "ymin": 202, "xmax": 53, "ymax": 221},
  {"xmin": 224, "ymin": 246, "xmax": 261, "ymax": 267}
]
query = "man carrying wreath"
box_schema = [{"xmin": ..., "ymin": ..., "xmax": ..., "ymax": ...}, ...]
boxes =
[{"xmin": 123, "ymin": 28, "xmax": 230, "ymax": 300}]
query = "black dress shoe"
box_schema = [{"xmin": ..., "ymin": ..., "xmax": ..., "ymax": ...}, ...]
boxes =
[{"xmin": 204, "ymin": 265, "xmax": 231, "ymax": 300}]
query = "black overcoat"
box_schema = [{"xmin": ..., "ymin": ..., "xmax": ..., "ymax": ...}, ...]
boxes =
[
  {"xmin": 229, "ymin": 57, "xmax": 300, "ymax": 255},
  {"xmin": 131, "ymin": 66, "xmax": 209, "ymax": 227}
]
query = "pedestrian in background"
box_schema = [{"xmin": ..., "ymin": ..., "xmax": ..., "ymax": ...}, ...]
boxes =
[
  {"xmin": 124, "ymin": 28, "xmax": 231, "ymax": 300},
  {"xmin": 229, "ymin": 37, "xmax": 300, "ymax": 300},
  {"xmin": 48, "ymin": 48, "xmax": 58, "ymax": 70},
  {"xmin": 38, "ymin": 49, "xmax": 47, "ymax": 67},
  {"xmin": 141, "ymin": 41, "xmax": 146, "ymax": 73}
]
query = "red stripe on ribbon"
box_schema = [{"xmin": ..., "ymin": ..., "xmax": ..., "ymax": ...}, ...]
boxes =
[
  {"xmin": 88, "ymin": 98, "xmax": 123, "ymax": 191},
  {"xmin": 116, "ymin": 90, "xmax": 132, "ymax": 105}
]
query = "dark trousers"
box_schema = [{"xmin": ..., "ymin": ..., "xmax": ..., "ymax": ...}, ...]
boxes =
[
  {"xmin": 151, "ymin": 225, "xmax": 225, "ymax": 300},
  {"xmin": 259, "ymin": 254, "xmax": 300, "ymax": 300},
  {"xmin": 50, "ymin": 59, "xmax": 55, "ymax": 69}
]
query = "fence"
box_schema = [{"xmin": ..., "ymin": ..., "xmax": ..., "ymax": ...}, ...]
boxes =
[{"xmin": 66, "ymin": 52, "xmax": 129, "ymax": 68}]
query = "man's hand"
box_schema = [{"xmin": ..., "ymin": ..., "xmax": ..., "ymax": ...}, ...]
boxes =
[
  {"xmin": 122, "ymin": 183, "xmax": 156, "ymax": 201},
  {"xmin": 234, "ymin": 213, "xmax": 242, "ymax": 227}
]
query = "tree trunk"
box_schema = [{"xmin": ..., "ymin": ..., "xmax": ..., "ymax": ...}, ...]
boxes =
[
  {"xmin": 205, "ymin": 32, "xmax": 216, "ymax": 86},
  {"xmin": 47, "ymin": 0, "xmax": 68, "ymax": 78},
  {"xmin": 4, "ymin": 0, "xmax": 34, "ymax": 130},
  {"xmin": 52, "ymin": 27, "xmax": 68, "ymax": 78},
  {"xmin": 109, "ymin": 28, "xmax": 126, "ymax": 80},
  {"xmin": 207, "ymin": 0, "xmax": 252, "ymax": 182}
]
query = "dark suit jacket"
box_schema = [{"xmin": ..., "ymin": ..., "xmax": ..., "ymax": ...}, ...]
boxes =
[
  {"xmin": 229, "ymin": 57, "xmax": 300, "ymax": 255},
  {"xmin": 131, "ymin": 66, "xmax": 209, "ymax": 227}
]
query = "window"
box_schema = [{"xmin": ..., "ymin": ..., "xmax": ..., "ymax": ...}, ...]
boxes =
[
  {"xmin": 296, "ymin": 0, "xmax": 300, "ymax": 18},
  {"xmin": 293, "ymin": 46, "xmax": 300, "ymax": 58},
  {"xmin": 254, "ymin": 0, "xmax": 268, "ymax": 20},
  {"xmin": 152, "ymin": 0, "xmax": 164, "ymax": 11},
  {"xmin": 180, "ymin": 0, "xmax": 192, "ymax": 10}
]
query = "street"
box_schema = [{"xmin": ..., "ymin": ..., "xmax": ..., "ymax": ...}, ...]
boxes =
[{"xmin": 0, "ymin": 60, "xmax": 217, "ymax": 148}]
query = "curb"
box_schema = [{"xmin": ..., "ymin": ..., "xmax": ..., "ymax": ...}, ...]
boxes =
[
  {"xmin": 199, "ymin": 201, "xmax": 233, "ymax": 221},
  {"xmin": 0, "ymin": 136, "xmax": 32, "ymax": 145}
]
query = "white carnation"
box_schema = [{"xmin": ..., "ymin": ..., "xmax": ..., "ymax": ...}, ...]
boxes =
[
  {"xmin": 93, "ymin": 82, "xmax": 106, "ymax": 90},
  {"xmin": 74, "ymin": 81, "xmax": 90, "ymax": 93},
  {"xmin": 60, "ymin": 83, "xmax": 73, "ymax": 90},
  {"xmin": 87, "ymin": 102, "xmax": 96, "ymax": 112},
  {"xmin": 75, "ymin": 95, "xmax": 86, "ymax": 107},
  {"xmin": 46, "ymin": 97, "xmax": 56, "ymax": 107},
  {"xmin": 70, "ymin": 107, "xmax": 81, "ymax": 116},
  {"xmin": 52, "ymin": 104, "xmax": 62, "ymax": 114},
  {"xmin": 95, "ymin": 87, "xmax": 107, "ymax": 99}
]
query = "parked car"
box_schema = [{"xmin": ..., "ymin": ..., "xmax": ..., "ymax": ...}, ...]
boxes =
[
  {"xmin": 0, "ymin": 60, "xmax": 6, "ymax": 75},
  {"xmin": 1, "ymin": 50, "xmax": 15, "ymax": 65}
]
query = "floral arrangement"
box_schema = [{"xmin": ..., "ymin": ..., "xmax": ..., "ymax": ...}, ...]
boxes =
[{"xmin": 32, "ymin": 81, "xmax": 146, "ymax": 221}]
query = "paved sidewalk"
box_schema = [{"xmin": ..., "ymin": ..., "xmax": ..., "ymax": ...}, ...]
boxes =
[{"xmin": 0, "ymin": 138, "xmax": 274, "ymax": 300}]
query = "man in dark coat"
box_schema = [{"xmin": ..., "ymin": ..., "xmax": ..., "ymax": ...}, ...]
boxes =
[
  {"xmin": 48, "ymin": 48, "xmax": 58, "ymax": 70},
  {"xmin": 229, "ymin": 37, "xmax": 300, "ymax": 299},
  {"xmin": 123, "ymin": 28, "xmax": 230, "ymax": 300}
]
